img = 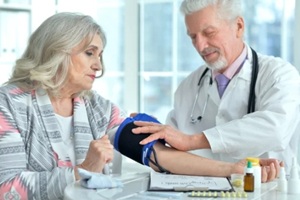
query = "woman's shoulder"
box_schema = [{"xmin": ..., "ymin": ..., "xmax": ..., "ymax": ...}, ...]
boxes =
[
  {"xmin": 87, "ymin": 90, "xmax": 111, "ymax": 104},
  {"xmin": 0, "ymin": 83, "xmax": 29, "ymax": 97},
  {"xmin": 84, "ymin": 90, "xmax": 126, "ymax": 119},
  {"xmin": 83, "ymin": 90, "xmax": 118, "ymax": 112},
  {"xmin": 0, "ymin": 84, "xmax": 32, "ymax": 112}
]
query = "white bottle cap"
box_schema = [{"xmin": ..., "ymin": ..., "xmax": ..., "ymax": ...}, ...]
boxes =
[
  {"xmin": 288, "ymin": 157, "xmax": 300, "ymax": 194},
  {"xmin": 277, "ymin": 166, "xmax": 287, "ymax": 192},
  {"xmin": 289, "ymin": 157, "xmax": 299, "ymax": 179}
]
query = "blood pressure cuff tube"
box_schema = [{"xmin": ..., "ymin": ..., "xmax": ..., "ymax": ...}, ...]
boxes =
[{"xmin": 114, "ymin": 113, "xmax": 163, "ymax": 166}]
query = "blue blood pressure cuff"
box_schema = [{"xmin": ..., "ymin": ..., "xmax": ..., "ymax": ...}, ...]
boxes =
[{"xmin": 114, "ymin": 113, "xmax": 167, "ymax": 169}]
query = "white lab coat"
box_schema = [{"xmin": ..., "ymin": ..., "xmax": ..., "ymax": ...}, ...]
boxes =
[{"xmin": 166, "ymin": 45, "xmax": 300, "ymax": 172}]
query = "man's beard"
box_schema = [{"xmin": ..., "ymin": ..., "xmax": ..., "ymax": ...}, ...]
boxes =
[
  {"xmin": 200, "ymin": 47, "xmax": 228, "ymax": 71},
  {"xmin": 205, "ymin": 56, "xmax": 228, "ymax": 71}
]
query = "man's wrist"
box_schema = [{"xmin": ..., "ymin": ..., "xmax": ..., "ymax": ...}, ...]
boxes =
[{"xmin": 190, "ymin": 133, "xmax": 211, "ymax": 150}]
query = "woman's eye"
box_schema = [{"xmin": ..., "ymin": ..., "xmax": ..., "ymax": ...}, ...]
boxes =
[{"xmin": 86, "ymin": 51, "xmax": 93, "ymax": 56}]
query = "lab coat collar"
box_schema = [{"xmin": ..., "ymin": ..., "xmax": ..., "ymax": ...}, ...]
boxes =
[
  {"xmin": 206, "ymin": 44, "xmax": 253, "ymax": 104},
  {"xmin": 236, "ymin": 44, "xmax": 254, "ymax": 82}
]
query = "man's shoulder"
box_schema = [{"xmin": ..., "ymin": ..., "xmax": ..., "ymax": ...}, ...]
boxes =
[
  {"xmin": 258, "ymin": 53, "xmax": 293, "ymax": 67},
  {"xmin": 178, "ymin": 66, "xmax": 208, "ymax": 88},
  {"xmin": 257, "ymin": 53, "xmax": 298, "ymax": 74}
]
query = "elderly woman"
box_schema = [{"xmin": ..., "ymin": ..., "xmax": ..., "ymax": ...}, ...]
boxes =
[
  {"xmin": 0, "ymin": 12, "xmax": 125, "ymax": 199},
  {"xmin": 0, "ymin": 12, "xmax": 278, "ymax": 200}
]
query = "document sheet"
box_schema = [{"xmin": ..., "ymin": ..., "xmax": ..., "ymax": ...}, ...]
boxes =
[{"xmin": 149, "ymin": 170, "xmax": 233, "ymax": 191}]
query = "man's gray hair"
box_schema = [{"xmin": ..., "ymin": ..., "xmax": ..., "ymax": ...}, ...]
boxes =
[{"xmin": 180, "ymin": 0, "xmax": 243, "ymax": 21}]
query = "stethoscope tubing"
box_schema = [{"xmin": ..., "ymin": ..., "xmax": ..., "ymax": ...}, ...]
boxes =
[{"xmin": 190, "ymin": 47, "xmax": 259, "ymax": 124}]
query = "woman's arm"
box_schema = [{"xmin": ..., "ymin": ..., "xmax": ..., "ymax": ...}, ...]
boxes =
[
  {"xmin": 149, "ymin": 143, "xmax": 245, "ymax": 177},
  {"xmin": 149, "ymin": 143, "xmax": 280, "ymax": 182}
]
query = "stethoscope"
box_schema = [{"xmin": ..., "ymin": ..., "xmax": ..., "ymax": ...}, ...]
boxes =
[{"xmin": 190, "ymin": 48, "xmax": 259, "ymax": 124}]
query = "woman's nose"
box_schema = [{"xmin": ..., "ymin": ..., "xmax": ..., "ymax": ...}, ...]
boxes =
[
  {"xmin": 92, "ymin": 58, "xmax": 102, "ymax": 71},
  {"xmin": 93, "ymin": 58, "xmax": 104, "ymax": 78}
]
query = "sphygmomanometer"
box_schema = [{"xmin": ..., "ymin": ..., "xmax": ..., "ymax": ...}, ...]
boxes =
[{"xmin": 114, "ymin": 113, "xmax": 170, "ymax": 173}]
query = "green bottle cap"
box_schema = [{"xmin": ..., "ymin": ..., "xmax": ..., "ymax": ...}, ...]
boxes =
[
  {"xmin": 247, "ymin": 161, "xmax": 252, "ymax": 168},
  {"xmin": 246, "ymin": 161, "xmax": 253, "ymax": 173}
]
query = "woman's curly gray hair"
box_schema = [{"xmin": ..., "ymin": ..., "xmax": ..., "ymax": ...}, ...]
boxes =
[{"xmin": 7, "ymin": 12, "xmax": 106, "ymax": 97}]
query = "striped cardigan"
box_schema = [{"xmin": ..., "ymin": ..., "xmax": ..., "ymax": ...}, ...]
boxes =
[{"xmin": 0, "ymin": 84, "xmax": 126, "ymax": 200}]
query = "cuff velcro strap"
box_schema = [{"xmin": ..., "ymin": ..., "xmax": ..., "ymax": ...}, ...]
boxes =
[
  {"xmin": 114, "ymin": 113, "xmax": 161, "ymax": 166},
  {"xmin": 142, "ymin": 140, "xmax": 157, "ymax": 166}
]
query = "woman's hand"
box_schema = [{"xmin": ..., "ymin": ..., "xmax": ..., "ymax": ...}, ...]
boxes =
[
  {"xmin": 232, "ymin": 159, "xmax": 281, "ymax": 183},
  {"xmin": 260, "ymin": 158, "xmax": 281, "ymax": 182},
  {"xmin": 79, "ymin": 135, "xmax": 114, "ymax": 173},
  {"xmin": 231, "ymin": 159, "xmax": 247, "ymax": 175}
]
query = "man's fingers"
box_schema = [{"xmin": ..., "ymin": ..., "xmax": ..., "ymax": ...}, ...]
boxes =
[
  {"xmin": 134, "ymin": 121, "xmax": 157, "ymax": 126},
  {"xmin": 130, "ymin": 112, "xmax": 138, "ymax": 117},
  {"xmin": 132, "ymin": 124, "xmax": 162, "ymax": 135},
  {"xmin": 132, "ymin": 126, "xmax": 156, "ymax": 135},
  {"xmin": 139, "ymin": 134, "xmax": 160, "ymax": 145}
]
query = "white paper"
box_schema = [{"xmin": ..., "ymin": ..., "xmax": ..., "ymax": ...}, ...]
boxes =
[{"xmin": 149, "ymin": 170, "xmax": 233, "ymax": 191}]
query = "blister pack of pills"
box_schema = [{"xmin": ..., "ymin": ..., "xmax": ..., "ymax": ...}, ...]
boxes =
[{"xmin": 188, "ymin": 191, "xmax": 248, "ymax": 198}]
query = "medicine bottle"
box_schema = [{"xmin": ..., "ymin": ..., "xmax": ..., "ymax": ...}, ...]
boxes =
[
  {"xmin": 288, "ymin": 157, "xmax": 300, "ymax": 194},
  {"xmin": 246, "ymin": 157, "xmax": 261, "ymax": 189},
  {"xmin": 244, "ymin": 161, "xmax": 254, "ymax": 192},
  {"xmin": 277, "ymin": 165, "xmax": 287, "ymax": 192}
]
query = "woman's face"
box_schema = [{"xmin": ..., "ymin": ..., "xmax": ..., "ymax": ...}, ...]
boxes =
[{"xmin": 66, "ymin": 34, "xmax": 103, "ymax": 94}]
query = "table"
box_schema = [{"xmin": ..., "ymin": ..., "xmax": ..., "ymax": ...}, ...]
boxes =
[{"xmin": 64, "ymin": 161, "xmax": 300, "ymax": 200}]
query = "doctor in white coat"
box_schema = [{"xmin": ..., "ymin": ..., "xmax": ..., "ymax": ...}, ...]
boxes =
[{"xmin": 132, "ymin": 0, "xmax": 300, "ymax": 178}]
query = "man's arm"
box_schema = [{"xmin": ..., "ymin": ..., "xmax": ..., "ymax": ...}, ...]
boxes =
[{"xmin": 132, "ymin": 121, "xmax": 209, "ymax": 151}]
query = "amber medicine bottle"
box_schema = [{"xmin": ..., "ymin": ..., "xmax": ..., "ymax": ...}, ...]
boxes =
[
  {"xmin": 244, "ymin": 161, "xmax": 254, "ymax": 192},
  {"xmin": 246, "ymin": 157, "xmax": 261, "ymax": 189}
]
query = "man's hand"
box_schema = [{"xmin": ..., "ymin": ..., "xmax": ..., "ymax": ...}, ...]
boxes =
[{"xmin": 132, "ymin": 121, "xmax": 194, "ymax": 151}]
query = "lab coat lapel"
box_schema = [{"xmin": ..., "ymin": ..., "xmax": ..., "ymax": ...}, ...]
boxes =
[
  {"xmin": 218, "ymin": 54, "xmax": 252, "ymax": 122},
  {"xmin": 218, "ymin": 46, "xmax": 253, "ymax": 100},
  {"xmin": 207, "ymin": 80, "xmax": 220, "ymax": 106},
  {"xmin": 237, "ymin": 45, "xmax": 254, "ymax": 83}
]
